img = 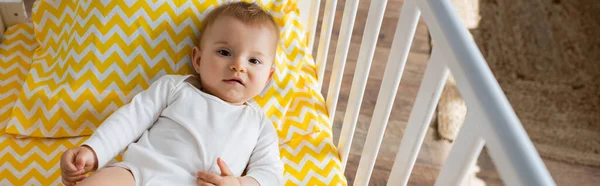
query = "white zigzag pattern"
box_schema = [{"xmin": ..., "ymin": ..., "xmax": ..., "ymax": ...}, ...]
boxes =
[
  {"xmin": 288, "ymin": 98, "xmax": 330, "ymax": 131},
  {"xmin": 66, "ymin": 136, "xmax": 88, "ymax": 145},
  {"xmin": 88, "ymin": 0, "xmax": 207, "ymax": 18},
  {"xmin": 36, "ymin": 7, "xmax": 77, "ymax": 34},
  {"xmin": 265, "ymin": 78, "xmax": 296, "ymax": 97},
  {"xmin": 30, "ymin": 59, "xmax": 166, "ymax": 86},
  {"xmin": 8, "ymin": 115, "xmax": 106, "ymax": 136},
  {"xmin": 269, "ymin": 115, "xmax": 282, "ymax": 131},
  {"xmin": 2, "ymin": 28, "xmax": 35, "ymax": 40},
  {"xmin": 281, "ymin": 155, "xmax": 339, "ymax": 184},
  {"xmin": 0, "ymin": 40, "xmax": 38, "ymax": 51},
  {"xmin": 0, "ymin": 178, "xmax": 47, "ymax": 186},
  {"xmin": 0, "ymin": 136, "xmax": 35, "ymax": 148},
  {"xmin": 50, "ymin": 179, "xmax": 62, "ymax": 186},
  {"xmin": 280, "ymin": 119, "xmax": 318, "ymax": 142},
  {"xmin": 0, "ymin": 179, "xmax": 10, "ymax": 186},
  {"xmin": 71, "ymin": 8, "xmax": 201, "ymax": 35},
  {"xmin": 142, "ymin": 0, "xmax": 205, "ymax": 17},
  {"xmin": 14, "ymin": 140, "xmax": 33, "ymax": 149},
  {"xmin": 11, "ymin": 95, "xmax": 121, "ymax": 122},
  {"xmin": 0, "ymin": 77, "xmax": 26, "ymax": 89},
  {"xmin": 0, "ymin": 52, "xmax": 34, "ymax": 63},
  {"xmin": 281, "ymin": 154, "xmax": 340, "ymax": 172},
  {"xmin": 56, "ymin": 44, "xmax": 187, "ymax": 71},
  {"xmin": 36, "ymin": 23, "xmax": 72, "ymax": 49},
  {"xmin": 37, "ymin": 29, "xmax": 192, "ymax": 67},
  {"xmin": 287, "ymin": 107, "xmax": 320, "ymax": 125},
  {"xmin": 0, "ymin": 162, "xmax": 59, "ymax": 178},
  {"xmin": 282, "ymin": 68, "xmax": 301, "ymax": 83},
  {"xmin": 34, "ymin": 39, "xmax": 65, "ymax": 58},
  {"xmin": 0, "ymin": 63, "xmax": 30, "ymax": 75},
  {"xmin": 281, "ymin": 23, "xmax": 306, "ymax": 43},
  {"xmin": 0, "ymin": 89, "xmax": 20, "ymax": 101},
  {"xmin": 0, "ymin": 120, "xmax": 7, "ymax": 128},
  {"xmin": 281, "ymin": 138, "xmax": 328, "ymax": 156},
  {"xmin": 22, "ymin": 78, "xmax": 140, "ymax": 103},
  {"xmin": 36, "ymin": 4, "xmax": 297, "ymax": 64},
  {"xmin": 280, "ymin": 42, "xmax": 308, "ymax": 67},
  {"xmin": 38, "ymin": 11, "xmax": 200, "ymax": 50},
  {"xmin": 271, "ymin": 63, "xmax": 296, "ymax": 82},
  {"xmin": 0, "ymin": 145, "xmax": 67, "ymax": 163},
  {"xmin": 36, "ymin": 1, "xmax": 287, "ymax": 47},
  {"xmin": 69, "ymin": 24, "xmax": 194, "ymax": 49},
  {"xmin": 287, "ymin": 97, "xmax": 317, "ymax": 113},
  {"xmin": 260, "ymin": 96, "xmax": 287, "ymax": 115},
  {"xmin": 283, "ymin": 170, "xmax": 338, "ymax": 185}
]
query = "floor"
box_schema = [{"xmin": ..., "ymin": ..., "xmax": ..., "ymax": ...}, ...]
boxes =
[{"xmin": 311, "ymin": 0, "xmax": 600, "ymax": 185}]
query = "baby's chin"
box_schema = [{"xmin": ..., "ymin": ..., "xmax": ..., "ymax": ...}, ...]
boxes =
[{"xmin": 217, "ymin": 91, "xmax": 252, "ymax": 105}]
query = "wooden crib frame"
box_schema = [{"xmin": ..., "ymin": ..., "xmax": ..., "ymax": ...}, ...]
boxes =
[{"xmin": 297, "ymin": 0, "xmax": 556, "ymax": 185}]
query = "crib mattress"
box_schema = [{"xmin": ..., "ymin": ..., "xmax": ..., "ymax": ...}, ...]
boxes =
[{"xmin": 0, "ymin": 0, "xmax": 347, "ymax": 185}]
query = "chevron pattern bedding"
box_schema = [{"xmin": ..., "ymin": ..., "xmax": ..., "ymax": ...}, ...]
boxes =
[{"xmin": 0, "ymin": 0, "xmax": 347, "ymax": 185}]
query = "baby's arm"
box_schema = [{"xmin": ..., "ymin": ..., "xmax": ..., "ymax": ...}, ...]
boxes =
[
  {"xmin": 81, "ymin": 75, "xmax": 179, "ymax": 169},
  {"xmin": 243, "ymin": 116, "xmax": 284, "ymax": 186}
]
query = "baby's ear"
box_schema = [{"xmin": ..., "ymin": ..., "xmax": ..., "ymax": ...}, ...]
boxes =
[
  {"xmin": 265, "ymin": 67, "xmax": 275, "ymax": 86},
  {"xmin": 191, "ymin": 46, "xmax": 202, "ymax": 74}
]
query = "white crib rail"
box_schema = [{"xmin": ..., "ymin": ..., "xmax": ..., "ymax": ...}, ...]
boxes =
[
  {"xmin": 353, "ymin": 0, "xmax": 420, "ymax": 184},
  {"xmin": 307, "ymin": 0, "xmax": 556, "ymax": 185},
  {"xmin": 337, "ymin": 0, "xmax": 388, "ymax": 171},
  {"xmin": 315, "ymin": 0, "xmax": 337, "ymax": 89}
]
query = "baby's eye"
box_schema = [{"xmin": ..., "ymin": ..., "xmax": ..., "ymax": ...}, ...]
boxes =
[
  {"xmin": 249, "ymin": 58, "xmax": 262, "ymax": 64},
  {"xmin": 217, "ymin": 50, "xmax": 231, "ymax": 56}
]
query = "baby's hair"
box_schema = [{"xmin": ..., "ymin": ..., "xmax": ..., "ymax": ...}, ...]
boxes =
[{"xmin": 198, "ymin": 1, "xmax": 280, "ymax": 45}]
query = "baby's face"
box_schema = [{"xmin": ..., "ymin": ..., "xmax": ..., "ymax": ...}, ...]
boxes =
[{"xmin": 191, "ymin": 16, "xmax": 277, "ymax": 105}]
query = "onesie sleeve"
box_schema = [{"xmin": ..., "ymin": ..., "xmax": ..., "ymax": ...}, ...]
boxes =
[
  {"xmin": 244, "ymin": 115, "xmax": 284, "ymax": 186},
  {"xmin": 82, "ymin": 75, "xmax": 181, "ymax": 169}
]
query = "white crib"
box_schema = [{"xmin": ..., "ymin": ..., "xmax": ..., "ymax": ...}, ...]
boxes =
[{"xmin": 296, "ymin": 0, "xmax": 556, "ymax": 185}]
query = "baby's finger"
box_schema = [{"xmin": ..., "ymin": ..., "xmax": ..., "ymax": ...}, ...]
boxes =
[
  {"xmin": 61, "ymin": 150, "xmax": 78, "ymax": 172},
  {"xmin": 74, "ymin": 154, "xmax": 87, "ymax": 171},
  {"xmin": 217, "ymin": 158, "xmax": 233, "ymax": 176},
  {"xmin": 62, "ymin": 177, "xmax": 74, "ymax": 186},
  {"xmin": 197, "ymin": 171, "xmax": 222, "ymax": 184},
  {"xmin": 64, "ymin": 170, "xmax": 84, "ymax": 177},
  {"xmin": 64, "ymin": 167, "xmax": 87, "ymax": 177},
  {"xmin": 64, "ymin": 174, "xmax": 86, "ymax": 183},
  {"xmin": 196, "ymin": 178, "xmax": 216, "ymax": 186}
]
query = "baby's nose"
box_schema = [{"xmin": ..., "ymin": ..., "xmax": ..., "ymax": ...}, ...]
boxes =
[{"xmin": 230, "ymin": 60, "xmax": 247, "ymax": 73}]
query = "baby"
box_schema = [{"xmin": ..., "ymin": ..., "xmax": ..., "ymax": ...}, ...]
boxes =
[{"xmin": 59, "ymin": 2, "xmax": 283, "ymax": 186}]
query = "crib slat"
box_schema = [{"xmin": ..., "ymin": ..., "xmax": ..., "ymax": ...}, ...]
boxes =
[
  {"xmin": 326, "ymin": 0, "xmax": 360, "ymax": 144},
  {"xmin": 338, "ymin": 0, "xmax": 389, "ymax": 171},
  {"xmin": 307, "ymin": 0, "xmax": 321, "ymax": 53},
  {"xmin": 435, "ymin": 110, "xmax": 485, "ymax": 186},
  {"xmin": 316, "ymin": 0, "xmax": 338, "ymax": 89},
  {"xmin": 352, "ymin": 0, "xmax": 420, "ymax": 184},
  {"xmin": 387, "ymin": 48, "xmax": 448, "ymax": 186},
  {"xmin": 325, "ymin": 0, "xmax": 360, "ymax": 123}
]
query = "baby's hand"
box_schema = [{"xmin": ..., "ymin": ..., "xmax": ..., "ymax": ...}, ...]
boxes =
[
  {"xmin": 197, "ymin": 158, "xmax": 241, "ymax": 186},
  {"xmin": 60, "ymin": 145, "xmax": 98, "ymax": 186}
]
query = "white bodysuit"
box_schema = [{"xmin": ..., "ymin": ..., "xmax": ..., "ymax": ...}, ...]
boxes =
[{"xmin": 83, "ymin": 75, "xmax": 283, "ymax": 186}]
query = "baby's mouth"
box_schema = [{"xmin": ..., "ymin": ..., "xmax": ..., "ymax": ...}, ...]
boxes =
[{"xmin": 224, "ymin": 78, "xmax": 244, "ymax": 86}]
